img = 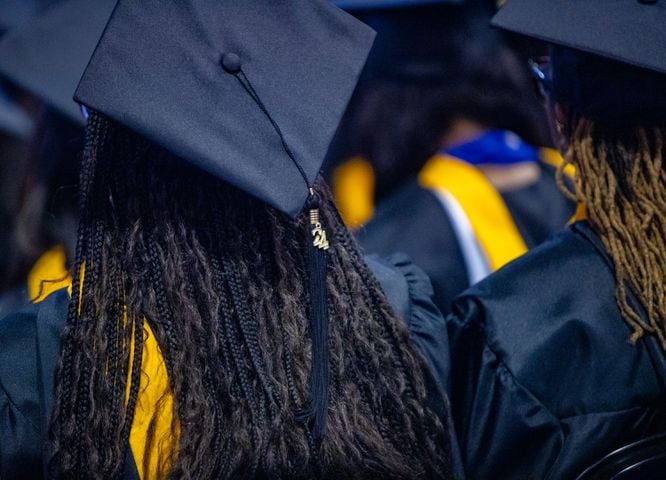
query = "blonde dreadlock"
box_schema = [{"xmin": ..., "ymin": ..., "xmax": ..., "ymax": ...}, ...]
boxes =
[{"xmin": 558, "ymin": 118, "xmax": 666, "ymax": 349}]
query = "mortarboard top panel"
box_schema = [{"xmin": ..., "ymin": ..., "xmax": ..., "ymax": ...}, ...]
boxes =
[
  {"xmin": 492, "ymin": 0, "xmax": 666, "ymax": 75},
  {"xmin": 0, "ymin": 0, "xmax": 56, "ymax": 35},
  {"xmin": 335, "ymin": 0, "xmax": 463, "ymax": 9},
  {"xmin": 75, "ymin": 0, "xmax": 375, "ymax": 219},
  {"xmin": 335, "ymin": 0, "xmax": 498, "ymax": 83},
  {"xmin": 0, "ymin": 0, "xmax": 116, "ymax": 123}
]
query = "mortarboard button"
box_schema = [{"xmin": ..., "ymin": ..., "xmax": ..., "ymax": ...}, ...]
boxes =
[
  {"xmin": 221, "ymin": 52, "xmax": 242, "ymax": 74},
  {"xmin": 74, "ymin": 0, "xmax": 376, "ymax": 443},
  {"xmin": 75, "ymin": 0, "xmax": 375, "ymax": 218}
]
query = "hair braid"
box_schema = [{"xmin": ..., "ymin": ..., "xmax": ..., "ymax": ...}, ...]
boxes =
[
  {"xmin": 49, "ymin": 112, "xmax": 453, "ymax": 478},
  {"xmin": 565, "ymin": 118, "xmax": 666, "ymax": 348}
]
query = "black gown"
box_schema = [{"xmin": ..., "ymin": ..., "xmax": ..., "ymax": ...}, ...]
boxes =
[
  {"xmin": 0, "ymin": 255, "xmax": 461, "ymax": 479},
  {"xmin": 358, "ymin": 162, "xmax": 575, "ymax": 315},
  {"xmin": 446, "ymin": 221, "xmax": 666, "ymax": 479}
]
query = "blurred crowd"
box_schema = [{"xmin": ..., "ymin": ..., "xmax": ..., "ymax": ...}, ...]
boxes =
[{"xmin": 0, "ymin": 0, "xmax": 665, "ymax": 479}]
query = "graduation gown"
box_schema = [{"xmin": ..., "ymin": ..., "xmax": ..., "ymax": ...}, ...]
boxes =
[
  {"xmin": 358, "ymin": 160, "xmax": 574, "ymax": 315},
  {"xmin": 446, "ymin": 221, "xmax": 666, "ymax": 479},
  {"xmin": 0, "ymin": 254, "xmax": 460, "ymax": 479}
]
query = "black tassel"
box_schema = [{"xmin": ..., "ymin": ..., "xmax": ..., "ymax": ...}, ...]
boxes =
[
  {"xmin": 296, "ymin": 190, "xmax": 330, "ymax": 443},
  {"xmin": 220, "ymin": 62, "xmax": 332, "ymax": 442}
]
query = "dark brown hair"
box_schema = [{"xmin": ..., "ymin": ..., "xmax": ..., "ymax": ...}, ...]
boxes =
[{"xmin": 49, "ymin": 112, "xmax": 452, "ymax": 479}]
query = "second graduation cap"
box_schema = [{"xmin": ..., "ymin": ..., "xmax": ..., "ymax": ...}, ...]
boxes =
[
  {"xmin": 75, "ymin": 0, "xmax": 375, "ymax": 219},
  {"xmin": 335, "ymin": 0, "xmax": 464, "ymax": 9},
  {"xmin": 491, "ymin": 0, "xmax": 666, "ymax": 75},
  {"xmin": 0, "ymin": 0, "xmax": 116, "ymax": 122},
  {"xmin": 492, "ymin": 0, "xmax": 666, "ymax": 124}
]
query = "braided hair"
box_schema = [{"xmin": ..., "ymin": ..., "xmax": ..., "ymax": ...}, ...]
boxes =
[
  {"xmin": 552, "ymin": 47, "xmax": 666, "ymax": 349},
  {"xmin": 559, "ymin": 121, "xmax": 666, "ymax": 349},
  {"xmin": 48, "ymin": 111, "xmax": 453, "ymax": 479}
]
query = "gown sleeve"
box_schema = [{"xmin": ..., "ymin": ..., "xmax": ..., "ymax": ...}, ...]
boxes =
[
  {"xmin": 447, "ymin": 296, "xmax": 565, "ymax": 480},
  {"xmin": 365, "ymin": 253, "xmax": 464, "ymax": 479},
  {"xmin": 0, "ymin": 302, "xmax": 48, "ymax": 479},
  {"xmin": 383, "ymin": 254, "xmax": 451, "ymax": 395},
  {"xmin": 0, "ymin": 288, "xmax": 142, "ymax": 479}
]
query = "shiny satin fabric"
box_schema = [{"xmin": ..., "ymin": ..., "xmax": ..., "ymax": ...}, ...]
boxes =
[{"xmin": 446, "ymin": 222, "xmax": 666, "ymax": 479}]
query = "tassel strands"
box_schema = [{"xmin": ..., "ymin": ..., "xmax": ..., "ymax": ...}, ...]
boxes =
[
  {"xmin": 222, "ymin": 57, "xmax": 335, "ymax": 443},
  {"xmin": 296, "ymin": 190, "xmax": 331, "ymax": 443}
]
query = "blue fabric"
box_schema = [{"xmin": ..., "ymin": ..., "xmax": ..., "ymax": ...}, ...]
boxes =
[{"xmin": 445, "ymin": 129, "xmax": 538, "ymax": 166}]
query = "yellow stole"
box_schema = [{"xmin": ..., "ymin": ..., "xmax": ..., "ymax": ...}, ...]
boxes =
[
  {"xmin": 418, "ymin": 154, "xmax": 528, "ymax": 271},
  {"xmin": 28, "ymin": 246, "xmax": 72, "ymax": 302},
  {"xmin": 332, "ymin": 149, "xmax": 575, "ymax": 273},
  {"xmin": 332, "ymin": 148, "xmax": 573, "ymax": 232},
  {"xmin": 332, "ymin": 156, "xmax": 375, "ymax": 227},
  {"xmin": 29, "ymin": 252, "xmax": 175, "ymax": 479},
  {"xmin": 541, "ymin": 147, "xmax": 576, "ymax": 179}
]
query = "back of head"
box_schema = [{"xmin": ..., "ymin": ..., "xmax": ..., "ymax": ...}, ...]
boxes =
[
  {"xmin": 49, "ymin": 112, "xmax": 453, "ymax": 478},
  {"xmin": 336, "ymin": 1, "xmax": 551, "ymax": 198},
  {"xmin": 551, "ymin": 46, "xmax": 666, "ymax": 129},
  {"xmin": 550, "ymin": 46, "xmax": 666, "ymax": 349}
]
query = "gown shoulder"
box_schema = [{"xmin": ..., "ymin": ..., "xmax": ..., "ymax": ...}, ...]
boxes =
[
  {"xmin": 447, "ymin": 223, "xmax": 666, "ymax": 479},
  {"xmin": 365, "ymin": 252, "xmax": 450, "ymax": 394},
  {"xmin": 0, "ymin": 288, "xmax": 68, "ymax": 479},
  {"xmin": 365, "ymin": 253, "xmax": 464, "ymax": 478}
]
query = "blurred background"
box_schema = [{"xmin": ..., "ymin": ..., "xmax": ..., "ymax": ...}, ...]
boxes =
[{"xmin": 0, "ymin": 0, "xmax": 573, "ymax": 315}]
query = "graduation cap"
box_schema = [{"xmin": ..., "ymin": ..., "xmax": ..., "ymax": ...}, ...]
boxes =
[
  {"xmin": 335, "ymin": 0, "xmax": 501, "ymax": 83},
  {"xmin": 0, "ymin": 0, "xmax": 116, "ymax": 123},
  {"xmin": 75, "ymin": 0, "xmax": 375, "ymax": 441},
  {"xmin": 492, "ymin": 0, "xmax": 666, "ymax": 76},
  {"xmin": 492, "ymin": 0, "xmax": 666, "ymax": 125},
  {"xmin": 335, "ymin": 0, "xmax": 464, "ymax": 9},
  {"xmin": 0, "ymin": 0, "xmax": 59, "ymax": 35}
]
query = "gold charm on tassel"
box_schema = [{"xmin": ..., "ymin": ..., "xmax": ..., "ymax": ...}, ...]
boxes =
[{"xmin": 310, "ymin": 208, "xmax": 329, "ymax": 251}]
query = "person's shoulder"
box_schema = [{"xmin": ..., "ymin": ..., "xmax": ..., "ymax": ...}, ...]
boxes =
[
  {"xmin": 365, "ymin": 254, "xmax": 449, "ymax": 381},
  {"xmin": 449, "ymin": 225, "xmax": 657, "ymax": 415},
  {"xmin": 0, "ymin": 288, "xmax": 68, "ymax": 478},
  {"xmin": 456, "ymin": 224, "xmax": 604, "ymax": 316},
  {"xmin": 0, "ymin": 288, "xmax": 69, "ymax": 405},
  {"xmin": 365, "ymin": 253, "xmax": 439, "ymax": 325},
  {"xmin": 0, "ymin": 296, "xmax": 42, "ymax": 371}
]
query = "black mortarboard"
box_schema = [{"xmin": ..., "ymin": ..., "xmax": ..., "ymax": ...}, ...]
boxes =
[
  {"xmin": 75, "ymin": 0, "xmax": 375, "ymax": 442},
  {"xmin": 492, "ymin": 0, "xmax": 666, "ymax": 125},
  {"xmin": 336, "ymin": 0, "xmax": 463, "ymax": 9},
  {"xmin": 492, "ymin": 0, "xmax": 666, "ymax": 76},
  {"xmin": 0, "ymin": 0, "xmax": 115, "ymax": 123},
  {"xmin": 0, "ymin": 0, "xmax": 59, "ymax": 35},
  {"xmin": 76, "ymin": 0, "xmax": 375, "ymax": 219},
  {"xmin": 335, "ymin": 0, "xmax": 500, "ymax": 83}
]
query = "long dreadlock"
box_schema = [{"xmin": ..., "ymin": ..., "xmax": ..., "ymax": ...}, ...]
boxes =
[
  {"xmin": 48, "ymin": 111, "xmax": 453, "ymax": 479},
  {"xmin": 558, "ymin": 118, "xmax": 666, "ymax": 349}
]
